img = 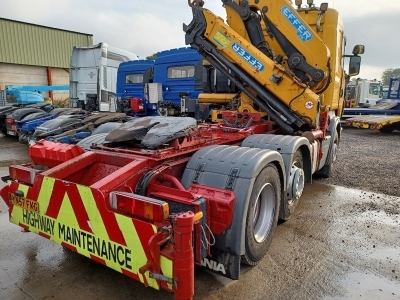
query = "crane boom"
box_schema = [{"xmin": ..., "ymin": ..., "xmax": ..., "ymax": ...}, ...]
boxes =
[{"xmin": 185, "ymin": 3, "xmax": 321, "ymax": 131}]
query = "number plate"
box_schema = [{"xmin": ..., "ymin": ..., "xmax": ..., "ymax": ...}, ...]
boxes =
[
  {"xmin": 8, "ymin": 193, "xmax": 39, "ymax": 213},
  {"xmin": 7, "ymin": 130, "xmax": 16, "ymax": 136}
]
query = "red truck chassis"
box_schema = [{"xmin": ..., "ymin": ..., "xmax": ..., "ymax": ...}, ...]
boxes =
[{"xmin": 1, "ymin": 118, "xmax": 280, "ymax": 299}]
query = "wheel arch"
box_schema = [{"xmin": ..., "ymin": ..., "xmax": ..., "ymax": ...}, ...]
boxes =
[{"xmin": 241, "ymin": 134, "xmax": 312, "ymax": 183}]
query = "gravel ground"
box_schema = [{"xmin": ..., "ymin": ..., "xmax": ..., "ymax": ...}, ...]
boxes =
[{"xmin": 315, "ymin": 127, "xmax": 400, "ymax": 197}]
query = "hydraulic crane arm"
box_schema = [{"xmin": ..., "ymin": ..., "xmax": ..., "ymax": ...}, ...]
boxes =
[
  {"xmin": 184, "ymin": 1, "xmax": 322, "ymax": 132},
  {"xmin": 223, "ymin": 0, "xmax": 331, "ymax": 92}
]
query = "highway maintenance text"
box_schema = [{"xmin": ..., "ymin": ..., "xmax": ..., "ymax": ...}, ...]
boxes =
[{"xmin": 22, "ymin": 209, "xmax": 133, "ymax": 270}]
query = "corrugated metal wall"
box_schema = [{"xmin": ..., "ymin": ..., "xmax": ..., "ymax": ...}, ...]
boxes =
[{"xmin": 0, "ymin": 18, "xmax": 93, "ymax": 68}]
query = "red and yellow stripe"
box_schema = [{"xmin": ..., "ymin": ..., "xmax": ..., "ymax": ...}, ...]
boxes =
[{"xmin": 7, "ymin": 175, "xmax": 172, "ymax": 290}]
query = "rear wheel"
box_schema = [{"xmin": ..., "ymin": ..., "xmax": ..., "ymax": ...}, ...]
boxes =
[
  {"xmin": 241, "ymin": 164, "xmax": 280, "ymax": 266},
  {"xmin": 18, "ymin": 133, "xmax": 28, "ymax": 144}
]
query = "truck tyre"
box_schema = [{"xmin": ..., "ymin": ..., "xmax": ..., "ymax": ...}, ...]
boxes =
[
  {"xmin": 279, "ymin": 149, "xmax": 303, "ymax": 221},
  {"xmin": 241, "ymin": 164, "xmax": 280, "ymax": 266},
  {"xmin": 317, "ymin": 132, "xmax": 338, "ymax": 178},
  {"xmin": 18, "ymin": 133, "xmax": 26, "ymax": 144}
]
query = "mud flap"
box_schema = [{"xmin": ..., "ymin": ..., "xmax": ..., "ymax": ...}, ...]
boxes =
[{"xmin": 201, "ymin": 248, "xmax": 241, "ymax": 280}]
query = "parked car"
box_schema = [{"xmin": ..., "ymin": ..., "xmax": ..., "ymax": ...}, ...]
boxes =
[
  {"xmin": 17, "ymin": 108, "xmax": 85, "ymax": 144},
  {"xmin": 4, "ymin": 103, "xmax": 55, "ymax": 136}
]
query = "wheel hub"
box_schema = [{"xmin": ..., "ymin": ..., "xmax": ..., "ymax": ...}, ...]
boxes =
[{"xmin": 288, "ymin": 166, "xmax": 305, "ymax": 200}]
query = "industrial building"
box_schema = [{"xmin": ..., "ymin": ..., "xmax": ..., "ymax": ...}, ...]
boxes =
[{"xmin": 0, "ymin": 17, "xmax": 93, "ymax": 103}]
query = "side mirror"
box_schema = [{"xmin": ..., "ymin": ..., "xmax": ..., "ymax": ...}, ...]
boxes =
[
  {"xmin": 348, "ymin": 56, "xmax": 361, "ymax": 77},
  {"xmin": 352, "ymin": 45, "xmax": 365, "ymax": 55},
  {"xmin": 320, "ymin": 3, "xmax": 328, "ymax": 12}
]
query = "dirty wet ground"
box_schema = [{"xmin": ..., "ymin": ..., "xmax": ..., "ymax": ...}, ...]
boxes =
[
  {"xmin": 0, "ymin": 135, "xmax": 29, "ymax": 168},
  {"xmin": 0, "ymin": 130, "xmax": 399, "ymax": 300}
]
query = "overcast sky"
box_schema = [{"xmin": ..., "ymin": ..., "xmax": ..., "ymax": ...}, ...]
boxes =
[{"xmin": 1, "ymin": 0, "xmax": 399, "ymax": 81}]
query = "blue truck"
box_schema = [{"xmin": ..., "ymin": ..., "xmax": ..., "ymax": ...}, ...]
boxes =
[
  {"xmin": 115, "ymin": 59, "xmax": 155, "ymax": 115},
  {"xmin": 115, "ymin": 47, "xmax": 203, "ymax": 116}
]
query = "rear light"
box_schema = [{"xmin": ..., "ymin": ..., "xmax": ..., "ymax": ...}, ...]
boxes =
[
  {"xmin": 130, "ymin": 97, "xmax": 145, "ymax": 113},
  {"xmin": 109, "ymin": 192, "xmax": 169, "ymax": 223},
  {"xmin": 6, "ymin": 118, "xmax": 15, "ymax": 124},
  {"xmin": 9, "ymin": 165, "xmax": 40, "ymax": 185}
]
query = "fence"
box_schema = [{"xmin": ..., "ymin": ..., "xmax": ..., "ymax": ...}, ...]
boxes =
[{"xmin": 0, "ymin": 90, "xmax": 6, "ymax": 106}]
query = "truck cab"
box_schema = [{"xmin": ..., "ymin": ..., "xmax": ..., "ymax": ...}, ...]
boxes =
[
  {"xmin": 70, "ymin": 42, "xmax": 139, "ymax": 111},
  {"xmin": 346, "ymin": 80, "xmax": 383, "ymax": 108},
  {"xmin": 116, "ymin": 60, "xmax": 155, "ymax": 100},
  {"xmin": 154, "ymin": 48, "xmax": 202, "ymax": 105},
  {"xmin": 115, "ymin": 48, "xmax": 203, "ymax": 116}
]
